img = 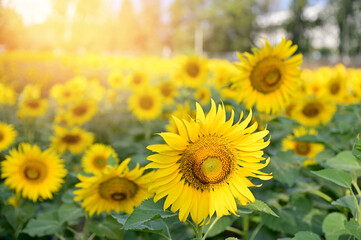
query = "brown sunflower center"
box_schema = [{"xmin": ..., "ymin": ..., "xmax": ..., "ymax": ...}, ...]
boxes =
[
  {"xmin": 138, "ymin": 95, "xmax": 154, "ymax": 110},
  {"xmin": 26, "ymin": 100, "xmax": 40, "ymax": 109},
  {"xmin": 23, "ymin": 160, "xmax": 47, "ymax": 182},
  {"xmin": 98, "ymin": 177, "xmax": 138, "ymax": 201},
  {"xmin": 62, "ymin": 134, "xmax": 81, "ymax": 144},
  {"xmin": 302, "ymin": 102, "xmax": 322, "ymax": 118},
  {"xmin": 0, "ymin": 131, "xmax": 3, "ymax": 141},
  {"xmin": 132, "ymin": 75, "xmax": 142, "ymax": 85},
  {"xmin": 72, "ymin": 105, "xmax": 88, "ymax": 116},
  {"xmin": 160, "ymin": 84, "xmax": 173, "ymax": 97},
  {"xmin": 63, "ymin": 91, "xmax": 71, "ymax": 97},
  {"xmin": 250, "ymin": 57, "xmax": 283, "ymax": 94},
  {"xmin": 180, "ymin": 136, "xmax": 237, "ymax": 189},
  {"xmin": 93, "ymin": 156, "xmax": 106, "ymax": 169},
  {"xmin": 330, "ymin": 82, "xmax": 340, "ymax": 95},
  {"xmin": 295, "ymin": 141, "xmax": 311, "ymax": 155},
  {"xmin": 186, "ymin": 61, "xmax": 200, "ymax": 78}
]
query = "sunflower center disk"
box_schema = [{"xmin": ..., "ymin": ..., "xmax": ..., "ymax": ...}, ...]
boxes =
[
  {"xmin": 180, "ymin": 136, "xmax": 237, "ymax": 189},
  {"xmin": 98, "ymin": 177, "xmax": 138, "ymax": 202},
  {"xmin": 302, "ymin": 102, "xmax": 321, "ymax": 118},
  {"xmin": 330, "ymin": 82, "xmax": 340, "ymax": 95},
  {"xmin": 62, "ymin": 134, "xmax": 81, "ymax": 144},
  {"xmin": 132, "ymin": 75, "xmax": 142, "ymax": 84},
  {"xmin": 250, "ymin": 57, "xmax": 283, "ymax": 94},
  {"xmin": 186, "ymin": 62, "xmax": 200, "ymax": 78},
  {"xmin": 23, "ymin": 161, "xmax": 47, "ymax": 181},
  {"xmin": 26, "ymin": 100, "xmax": 40, "ymax": 109},
  {"xmin": 0, "ymin": 131, "xmax": 4, "ymax": 141},
  {"xmin": 73, "ymin": 105, "xmax": 88, "ymax": 116},
  {"xmin": 161, "ymin": 85, "xmax": 172, "ymax": 97},
  {"xmin": 93, "ymin": 157, "xmax": 106, "ymax": 169},
  {"xmin": 295, "ymin": 142, "xmax": 311, "ymax": 155},
  {"xmin": 139, "ymin": 95, "xmax": 154, "ymax": 110}
]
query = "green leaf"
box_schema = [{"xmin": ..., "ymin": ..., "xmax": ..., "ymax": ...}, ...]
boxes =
[
  {"xmin": 332, "ymin": 195, "xmax": 361, "ymax": 217},
  {"xmin": 322, "ymin": 212, "xmax": 349, "ymax": 240},
  {"xmin": 243, "ymin": 200, "xmax": 278, "ymax": 217},
  {"xmin": 61, "ymin": 189, "xmax": 76, "ymax": 203},
  {"xmin": 344, "ymin": 219, "xmax": 361, "ymax": 239},
  {"xmin": 225, "ymin": 238, "xmax": 239, "ymax": 240},
  {"xmin": 203, "ymin": 216, "xmax": 237, "ymax": 238},
  {"xmin": 352, "ymin": 133, "xmax": 361, "ymax": 161},
  {"xmin": 122, "ymin": 199, "xmax": 177, "ymax": 230},
  {"xmin": 22, "ymin": 219, "xmax": 61, "ymax": 237},
  {"xmin": 312, "ymin": 169, "xmax": 352, "ymax": 189},
  {"xmin": 107, "ymin": 155, "xmax": 117, "ymax": 167},
  {"xmin": 58, "ymin": 203, "xmax": 84, "ymax": 224},
  {"xmin": 326, "ymin": 151, "xmax": 361, "ymax": 171},
  {"xmin": 89, "ymin": 216, "xmax": 123, "ymax": 239},
  {"xmin": 266, "ymin": 151, "xmax": 303, "ymax": 186},
  {"xmin": 293, "ymin": 231, "xmax": 321, "ymax": 240}
]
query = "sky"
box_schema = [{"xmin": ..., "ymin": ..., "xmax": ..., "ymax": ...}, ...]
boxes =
[{"xmin": 3, "ymin": 0, "xmax": 328, "ymax": 26}]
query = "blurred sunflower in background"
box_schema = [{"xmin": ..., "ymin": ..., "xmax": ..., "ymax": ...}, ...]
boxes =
[
  {"xmin": 74, "ymin": 158, "xmax": 153, "ymax": 215},
  {"xmin": 17, "ymin": 98, "xmax": 48, "ymax": 119},
  {"xmin": 146, "ymin": 100, "xmax": 272, "ymax": 224},
  {"xmin": 107, "ymin": 70, "xmax": 124, "ymax": 89},
  {"xmin": 292, "ymin": 97, "xmax": 336, "ymax": 126},
  {"xmin": 282, "ymin": 127, "xmax": 324, "ymax": 166},
  {"xmin": 128, "ymin": 86, "xmax": 163, "ymax": 121},
  {"xmin": 179, "ymin": 56, "xmax": 208, "ymax": 88},
  {"xmin": 233, "ymin": 38, "xmax": 302, "ymax": 114},
  {"xmin": 0, "ymin": 122, "xmax": 17, "ymax": 152},
  {"xmin": 50, "ymin": 126, "xmax": 94, "ymax": 154},
  {"xmin": 157, "ymin": 81, "xmax": 178, "ymax": 105},
  {"xmin": 127, "ymin": 71, "xmax": 148, "ymax": 89},
  {"xmin": 65, "ymin": 99, "xmax": 98, "ymax": 126},
  {"xmin": 0, "ymin": 83, "xmax": 17, "ymax": 105},
  {"xmin": 81, "ymin": 144, "xmax": 119, "ymax": 174},
  {"xmin": 1, "ymin": 144, "xmax": 67, "ymax": 202},
  {"xmin": 194, "ymin": 86, "xmax": 212, "ymax": 105}
]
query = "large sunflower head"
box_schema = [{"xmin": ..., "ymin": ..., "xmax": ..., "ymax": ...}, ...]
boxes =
[
  {"xmin": 65, "ymin": 99, "xmax": 98, "ymax": 126},
  {"xmin": 128, "ymin": 86, "xmax": 163, "ymax": 121},
  {"xmin": 291, "ymin": 97, "xmax": 336, "ymax": 127},
  {"xmin": 81, "ymin": 144, "xmax": 119, "ymax": 174},
  {"xmin": 282, "ymin": 127, "xmax": 324, "ymax": 160},
  {"xmin": 74, "ymin": 158, "xmax": 153, "ymax": 215},
  {"xmin": 233, "ymin": 38, "xmax": 303, "ymax": 114},
  {"xmin": 0, "ymin": 122, "xmax": 17, "ymax": 152},
  {"xmin": 50, "ymin": 126, "xmax": 94, "ymax": 154},
  {"xmin": 1, "ymin": 144, "xmax": 67, "ymax": 202},
  {"xmin": 146, "ymin": 100, "xmax": 272, "ymax": 224}
]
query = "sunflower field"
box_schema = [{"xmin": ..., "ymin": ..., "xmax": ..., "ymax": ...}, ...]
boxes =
[{"xmin": 1, "ymin": 38, "xmax": 361, "ymax": 240}]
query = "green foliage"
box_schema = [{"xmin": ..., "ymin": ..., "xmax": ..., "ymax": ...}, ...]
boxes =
[
  {"xmin": 312, "ymin": 169, "xmax": 352, "ymax": 189},
  {"xmin": 322, "ymin": 212, "xmax": 349, "ymax": 240}
]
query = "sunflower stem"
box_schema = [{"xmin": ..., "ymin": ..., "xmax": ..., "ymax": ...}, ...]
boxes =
[
  {"xmin": 186, "ymin": 219, "xmax": 198, "ymax": 235},
  {"xmin": 226, "ymin": 226, "xmax": 244, "ymax": 236},
  {"xmin": 249, "ymin": 223, "xmax": 263, "ymax": 240},
  {"xmin": 195, "ymin": 224, "xmax": 203, "ymax": 239},
  {"xmin": 81, "ymin": 214, "xmax": 91, "ymax": 240},
  {"xmin": 201, "ymin": 217, "xmax": 219, "ymax": 240},
  {"xmin": 352, "ymin": 181, "xmax": 361, "ymax": 196},
  {"xmin": 243, "ymin": 215, "xmax": 249, "ymax": 240}
]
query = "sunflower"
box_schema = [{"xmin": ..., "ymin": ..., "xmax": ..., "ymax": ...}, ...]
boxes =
[
  {"xmin": 82, "ymin": 144, "xmax": 119, "ymax": 174},
  {"xmin": 50, "ymin": 77, "xmax": 87, "ymax": 106},
  {"xmin": 0, "ymin": 122, "xmax": 17, "ymax": 152},
  {"xmin": 0, "ymin": 83, "xmax": 17, "ymax": 105},
  {"xmin": 282, "ymin": 127, "xmax": 324, "ymax": 162},
  {"xmin": 107, "ymin": 70, "xmax": 124, "ymax": 89},
  {"xmin": 323, "ymin": 65, "xmax": 347, "ymax": 103},
  {"xmin": 292, "ymin": 97, "xmax": 336, "ymax": 127},
  {"xmin": 157, "ymin": 81, "xmax": 178, "ymax": 105},
  {"xmin": 74, "ymin": 158, "xmax": 153, "ymax": 215},
  {"xmin": 65, "ymin": 99, "xmax": 98, "ymax": 126},
  {"xmin": 128, "ymin": 86, "xmax": 163, "ymax": 121},
  {"xmin": 1, "ymin": 144, "xmax": 67, "ymax": 202},
  {"xmin": 127, "ymin": 71, "xmax": 148, "ymax": 89},
  {"xmin": 179, "ymin": 56, "xmax": 208, "ymax": 87},
  {"xmin": 194, "ymin": 87, "xmax": 212, "ymax": 105},
  {"xmin": 146, "ymin": 100, "xmax": 272, "ymax": 224},
  {"xmin": 233, "ymin": 38, "xmax": 303, "ymax": 114},
  {"xmin": 17, "ymin": 98, "xmax": 48, "ymax": 119},
  {"xmin": 50, "ymin": 126, "xmax": 94, "ymax": 154}
]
